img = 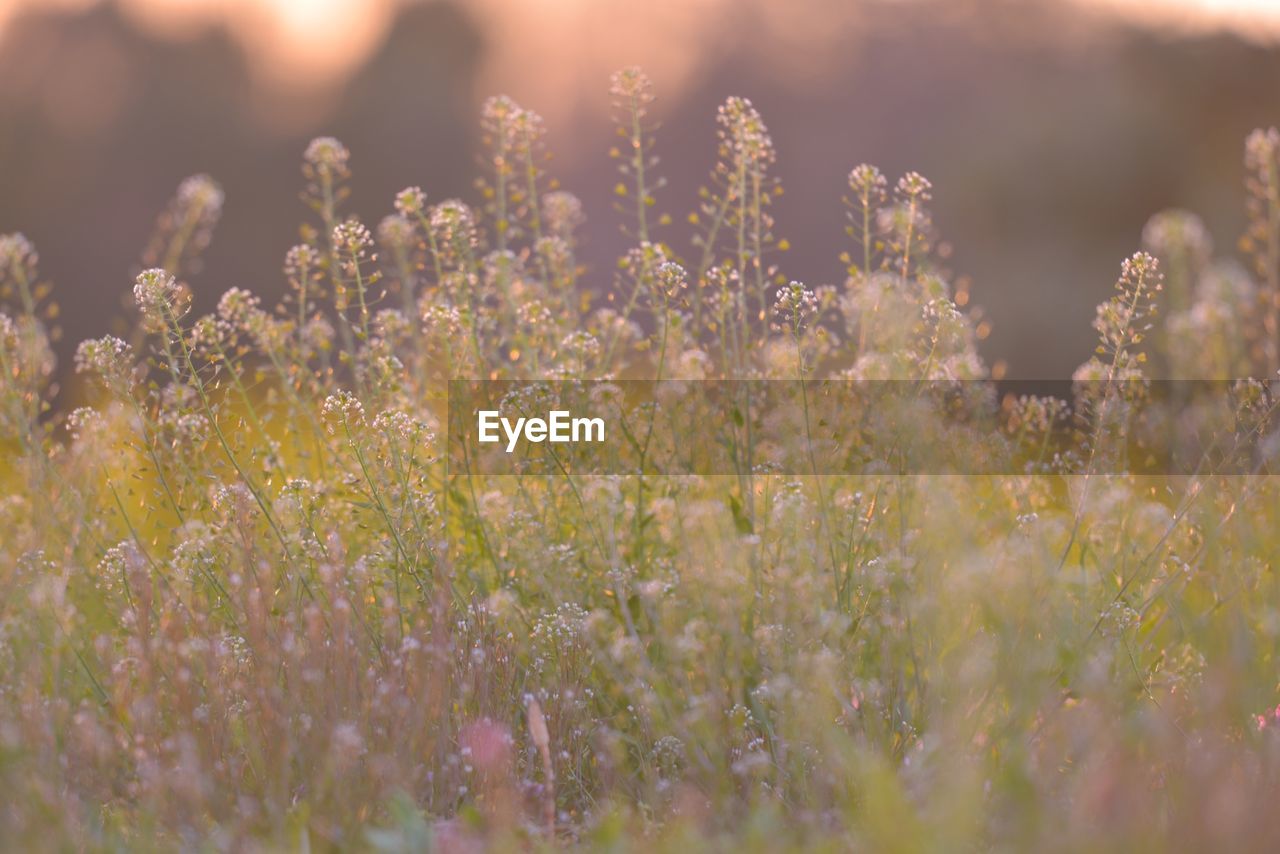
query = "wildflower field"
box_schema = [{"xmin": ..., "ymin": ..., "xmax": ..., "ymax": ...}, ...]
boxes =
[{"xmin": 3, "ymin": 68, "xmax": 1280, "ymax": 851}]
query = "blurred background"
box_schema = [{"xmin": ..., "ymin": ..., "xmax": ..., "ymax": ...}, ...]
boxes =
[{"xmin": 1, "ymin": 0, "xmax": 1279, "ymax": 378}]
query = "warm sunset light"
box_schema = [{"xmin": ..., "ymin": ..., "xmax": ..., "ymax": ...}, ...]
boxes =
[
  {"xmin": 5, "ymin": 0, "xmax": 1280, "ymax": 848},
  {"xmin": 1, "ymin": 0, "xmax": 399, "ymax": 86},
  {"xmin": 3, "ymin": 0, "xmax": 1280, "ymax": 94}
]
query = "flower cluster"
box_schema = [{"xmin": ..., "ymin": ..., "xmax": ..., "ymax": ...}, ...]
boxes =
[
  {"xmin": 74, "ymin": 336, "xmax": 134, "ymax": 392},
  {"xmin": 774, "ymin": 279, "xmax": 818, "ymax": 331},
  {"xmin": 717, "ymin": 96, "xmax": 776, "ymax": 171},
  {"xmin": 304, "ymin": 136, "xmax": 351, "ymax": 179},
  {"xmin": 0, "ymin": 232, "xmax": 37, "ymax": 286},
  {"xmin": 132, "ymin": 267, "xmax": 186, "ymax": 330}
]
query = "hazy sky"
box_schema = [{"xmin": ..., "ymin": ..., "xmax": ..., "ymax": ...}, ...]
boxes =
[{"xmin": 3, "ymin": 0, "xmax": 1280, "ymax": 102}]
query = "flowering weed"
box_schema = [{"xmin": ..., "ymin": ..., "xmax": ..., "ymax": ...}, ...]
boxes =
[{"xmin": 1, "ymin": 72, "xmax": 1279, "ymax": 852}]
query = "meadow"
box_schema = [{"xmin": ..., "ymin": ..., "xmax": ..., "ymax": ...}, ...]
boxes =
[{"xmin": 2, "ymin": 68, "xmax": 1280, "ymax": 851}]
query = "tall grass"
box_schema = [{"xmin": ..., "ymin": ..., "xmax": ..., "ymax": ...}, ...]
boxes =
[{"xmin": 1, "ymin": 67, "xmax": 1280, "ymax": 851}]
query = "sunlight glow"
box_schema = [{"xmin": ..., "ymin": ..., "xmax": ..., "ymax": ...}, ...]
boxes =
[
  {"xmin": 0, "ymin": 0, "xmax": 1278, "ymax": 96},
  {"xmin": 1079, "ymin": 0, "xmax": 1280, "ymax": 39}
]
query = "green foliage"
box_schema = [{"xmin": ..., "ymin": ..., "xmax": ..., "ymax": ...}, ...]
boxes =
[{"xmin": 1, "ymin": 73, "xmax": 1280, "ymax": 851}]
